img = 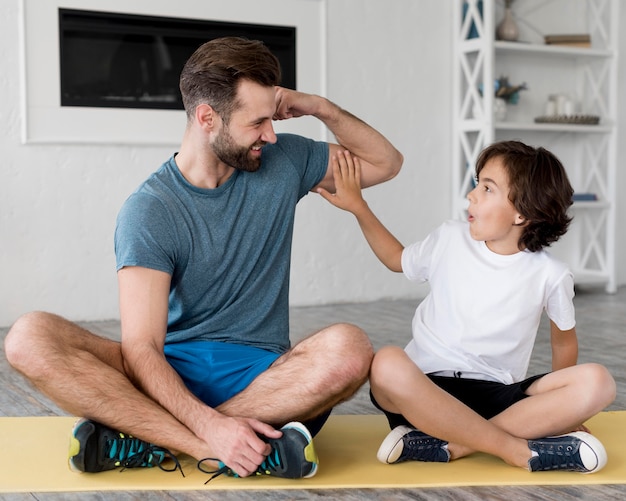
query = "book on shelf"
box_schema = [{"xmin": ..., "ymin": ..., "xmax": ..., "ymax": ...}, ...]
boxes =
[
  {"xmin": 572, "ymin": 193, "xmax": 598, "ymax": 202},
  {"xmin": 544, "ymin": 34, "xmax": 591, "ymax": 47}
]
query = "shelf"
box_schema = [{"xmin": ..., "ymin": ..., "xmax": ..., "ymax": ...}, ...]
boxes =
[
  {"xmin": 495, "ymin": 121, "xmax": 613, "ymax": 133},
  {"xmin": 453, "ymin": 0, "xmax": 618, "ymax": 294},
  {"xmin": 494, "ymin": 41, "xmax": 612, "ymax": 59},
  {"xmin": 453, "ymin": 199, "xmax": 610, "ymax": 211},
  {"xmin": 460, "ymin": 40, "xmax": 612, "ymax": 59},
  {"xmin": 571, "ymin": 201, "xmax": 610, "ymax": 210},
  {"xmin": 459, "ymin": 120, "xmax": 613, "ymax": 133}
]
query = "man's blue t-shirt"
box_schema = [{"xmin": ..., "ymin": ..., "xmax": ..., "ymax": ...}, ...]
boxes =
[{"xmin": 115, "ymin": 133, "xmax": 328, "ymax": 354}]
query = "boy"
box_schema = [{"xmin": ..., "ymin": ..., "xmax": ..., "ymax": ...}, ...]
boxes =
[{"xmin": 319, "ymin": 141, "xmax": 615, "ymax": 473}]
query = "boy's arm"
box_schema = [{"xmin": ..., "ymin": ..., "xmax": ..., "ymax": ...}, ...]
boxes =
[
  {"xmin": 318, "ymin": 150, "xmax": 404, "ymax": 272},
  {"xmin": 549, "ymin": 320, "xmax": 578, "ymax": 371}
]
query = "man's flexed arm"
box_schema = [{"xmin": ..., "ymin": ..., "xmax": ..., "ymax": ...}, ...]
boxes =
[{"xmin": 273, "ymin": 87, "xmax": 403, "ymax": 191}]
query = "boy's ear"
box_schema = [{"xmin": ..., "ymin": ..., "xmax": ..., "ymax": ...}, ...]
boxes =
[{"xmin": 514, "ymin": 214, "xmax": 528, "ymax": 226}]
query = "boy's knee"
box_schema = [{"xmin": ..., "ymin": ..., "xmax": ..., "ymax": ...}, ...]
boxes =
[
  {"xmin": 371, "ymin": 346, "xmax": 406, "ymax": 386},
  {"xmin": 583, "ymin": 363, "xmax": 616, "ymax": 405}
]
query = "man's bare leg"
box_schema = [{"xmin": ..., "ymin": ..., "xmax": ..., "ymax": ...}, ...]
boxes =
[
  {"xmin": 6, "ymin": 314, "xmax": 372, "ymax": 465},
  {"xmin": 217, "ymin": 322, "xmax": 373, "ymax": 425},
  {"xmin": 5, "ymin": 311, "xmax": 219, "ymax": 461}
]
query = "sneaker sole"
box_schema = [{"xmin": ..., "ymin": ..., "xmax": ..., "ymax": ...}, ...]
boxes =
[
  {"xmin": 68, "ymin": 418, "xmax": 91, "ymax": 473},
  {"xmin": 564, "ymin": 431, "xmax": 608, "ymax": 473},
  {"xmin": 281, "ymin": 421, "xmax": 318, "ymax": 478},
  {"xmin": 377, "ymin": 425, "xmax": 414, "ymax": 464}
]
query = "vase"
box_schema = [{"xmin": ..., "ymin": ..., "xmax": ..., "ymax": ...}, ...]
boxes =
[
  {"xmin": 496, "ymin": 7, "xmax": 519, "ymax": 41},
  {"xmin": 494, "ymin": 98, "xmax": 507, "ymax": 121}
]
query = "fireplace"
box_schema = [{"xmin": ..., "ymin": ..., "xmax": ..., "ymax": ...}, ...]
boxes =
[
  {"xmin": 58, "ymin": 9, "xmax": 296, "ymax": 110},
  {"xmin": 20, "ymin": 0, "xmax": 325, "ymax": 145}
]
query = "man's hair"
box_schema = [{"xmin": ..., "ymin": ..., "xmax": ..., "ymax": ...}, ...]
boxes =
[
  {"xmin": 179, "ymin": 37, "xmax": 282, "ymax": 122},
  {"xmin": 475, "ymin": 140, "xmax": 574, "ymax": 252}
]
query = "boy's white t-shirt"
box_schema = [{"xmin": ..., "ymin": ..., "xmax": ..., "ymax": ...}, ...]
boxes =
[{"xmin": 401, "ymin": 220, "xmax": 575, "ymax": 385}]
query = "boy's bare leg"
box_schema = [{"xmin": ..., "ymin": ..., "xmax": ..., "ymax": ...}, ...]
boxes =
[
  {"xmin": 217, "ymin": 322, "xmax": 373, "ymax": 425},
  {"xmin": 371, "ymin": 346, "xmax": 539, "ymax": 468},
  {"xmin": 371, "ymin": 346, "xmax": 615, "ymax": 468},
  {"xmin": 490, "ymin": 363, "xmax": 616, "ymax": 437}
]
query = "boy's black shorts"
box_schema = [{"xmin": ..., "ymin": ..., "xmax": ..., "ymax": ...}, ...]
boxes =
[{"xmin": 371, "ymin": 372, "xmax": 546, "ymax": 430}]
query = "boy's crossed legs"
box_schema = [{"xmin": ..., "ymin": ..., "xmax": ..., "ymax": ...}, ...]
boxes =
[{"xmin": 371, "ymin": 346, "xmax": 616, "ymax": 472}]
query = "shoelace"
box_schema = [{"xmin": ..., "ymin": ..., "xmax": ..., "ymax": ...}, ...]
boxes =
[
  {"xmin": 403, "ymin": 435, "xmax": 447, "ymax": 462},
  {"xmin": 104, "ymin": 436, "xmax": 185, "ymax": 476},
  {"xmin": 198, "ymin": 459, "xmax": 230, "ymax": 484},
  {"xmin": 198, "ymin": 449, "xmax": 283, "ymax": 484},
  {"xmin": 531, "ymin": 442, "xmax": 582, "ymax": 471}
]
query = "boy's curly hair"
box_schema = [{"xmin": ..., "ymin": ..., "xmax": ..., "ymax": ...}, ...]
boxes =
[{"xmin": 475, "ymin": 140, "xmax": 574, "ymax": 252}]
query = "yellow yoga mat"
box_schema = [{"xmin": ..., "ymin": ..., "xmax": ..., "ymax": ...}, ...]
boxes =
[{"xmin": 1, "ymin": 412, "xmax": 625, "ymax": 492}]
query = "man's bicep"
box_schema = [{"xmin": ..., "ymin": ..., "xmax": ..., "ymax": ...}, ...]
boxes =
[{"xmin": 312, "ymin": 142, "xmax": 396, "ymax": 193}]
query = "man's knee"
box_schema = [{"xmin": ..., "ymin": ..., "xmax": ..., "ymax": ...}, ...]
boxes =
[
  {"xmin": 320, "ymin": 323, "xmax": 373, "ymax": 381},
  {"xmin": 5, "ymin": 311, "xmax": 61, "ymax": 373}
]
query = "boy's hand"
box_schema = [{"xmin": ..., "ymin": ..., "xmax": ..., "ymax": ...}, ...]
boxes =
[{"xmin": 317, "ymin": 150, "xmax": 367, "ymax": 214}]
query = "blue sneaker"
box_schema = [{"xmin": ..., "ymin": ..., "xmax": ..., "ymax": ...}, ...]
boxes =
[
  {"xmin": 68, "ymin": 418, "xmax": 182, "ymax": 474},
  {"xmin": 199, "ymin": 421, "xmax": 318, "ymax": 483},
  {"xmin": 377, "ymin": 425, "xmax": 450, "ymax": 464},
  {"xmin": 528, "ymin": 432, "xmax": 607, "ymax": 473}
]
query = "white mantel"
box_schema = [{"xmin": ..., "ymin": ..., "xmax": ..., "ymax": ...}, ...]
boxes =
[{"xmin": 19, "ymin": 0, "xmax": 327, "ymax": 145}]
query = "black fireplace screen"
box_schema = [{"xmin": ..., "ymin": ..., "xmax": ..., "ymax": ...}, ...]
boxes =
[{"xmin": 59, "ymin": 9, "xmax": 296, "ymax": 110}]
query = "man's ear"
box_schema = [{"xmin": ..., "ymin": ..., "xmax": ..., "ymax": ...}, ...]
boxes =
[{"xmin": 195, "ymin": 103, "xmax": 218, "ymax": 131}]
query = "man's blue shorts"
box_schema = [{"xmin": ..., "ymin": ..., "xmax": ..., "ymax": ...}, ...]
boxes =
[
  {"xmin": 164, "ymin": 340, "xmax": 332, "ymax": 436},
  {"xmin": 164, "ymin": 340, "xmax": 280, "ymax": 409}
]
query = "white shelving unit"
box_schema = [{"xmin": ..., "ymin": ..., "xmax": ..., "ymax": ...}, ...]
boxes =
[{"xmin": 453, "ymin": 0, "xmax": 618, "ymax": 293}]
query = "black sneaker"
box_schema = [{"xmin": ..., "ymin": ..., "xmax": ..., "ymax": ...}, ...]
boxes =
[
  {"xmin": 68, "ymin": 418, "xmax": 182, "ymax": 475},
  {"xmin": 528, "ymin": 431, "xmax": 607, "ymax": 473},
  {"xmin": 377, "ymin": 425, "xmax": 450, "ymax": 464},
  {"xmin": 199, "ymin": 421, "xmax": 318, "ymax": 483}
]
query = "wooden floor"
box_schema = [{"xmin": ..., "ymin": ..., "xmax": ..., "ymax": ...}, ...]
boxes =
[{"xmin": 1, "ymin": 285, "xmax": 625, "ymax": 500}]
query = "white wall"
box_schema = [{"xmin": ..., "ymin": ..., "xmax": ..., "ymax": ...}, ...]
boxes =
[{"xmin": 1, "ymin": 0, "xmax": 624, "ymax": 327}]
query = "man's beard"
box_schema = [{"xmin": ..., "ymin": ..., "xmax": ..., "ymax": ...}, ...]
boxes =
[{"xmin": 212, "ymin": 125, "xmax": 264, "ymax": 172}]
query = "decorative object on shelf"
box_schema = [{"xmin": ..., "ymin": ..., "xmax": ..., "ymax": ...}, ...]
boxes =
[
  {"xmin": 534, "ymin": 115, "xmax": 600, "ymax": 125},
  {"xmin": 493, "ymin": 97, "xmax": 507, "ymax": 120},
  {"xmin": 545, "ymin": 94, "xmax": 577, "ymax": 116},
  {"xmin": 478, "ymin": 76, "xmax": 527, "ymax": 103},
  {"xmin": 496, "ymin": 0, "xmax": 519, "ymax": 41},
  {"xmin": 477, "ymin": 76, "xmax": 527, "ymax": 121},
  {"xmin": 494, "ymin": 76, "xmax": 527, "ymax": 104},
  {"xmin": 572, "ymin": 193, "xmax": 598, "ymax": 202},
  {"xmin": 544, "ymin": 33, "xmax": 591, "ymax": 48}
]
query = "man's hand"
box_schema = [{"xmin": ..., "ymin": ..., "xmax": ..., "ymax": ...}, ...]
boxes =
[
  {"xmin": 199, "ymin": 415, "xmax": 282, "ymax": 477},
  {"xmin": 273, "ymin": 86, "xmax": 323, "ymax": 121},
  {"xmin": 318, "ymin": 150, "xmax": 368, "ymax": 215}
]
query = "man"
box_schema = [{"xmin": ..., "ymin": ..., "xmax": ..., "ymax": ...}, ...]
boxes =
[{"xmin": 5, "ymin": 37, "xmax": 403, "ymax": 480}]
